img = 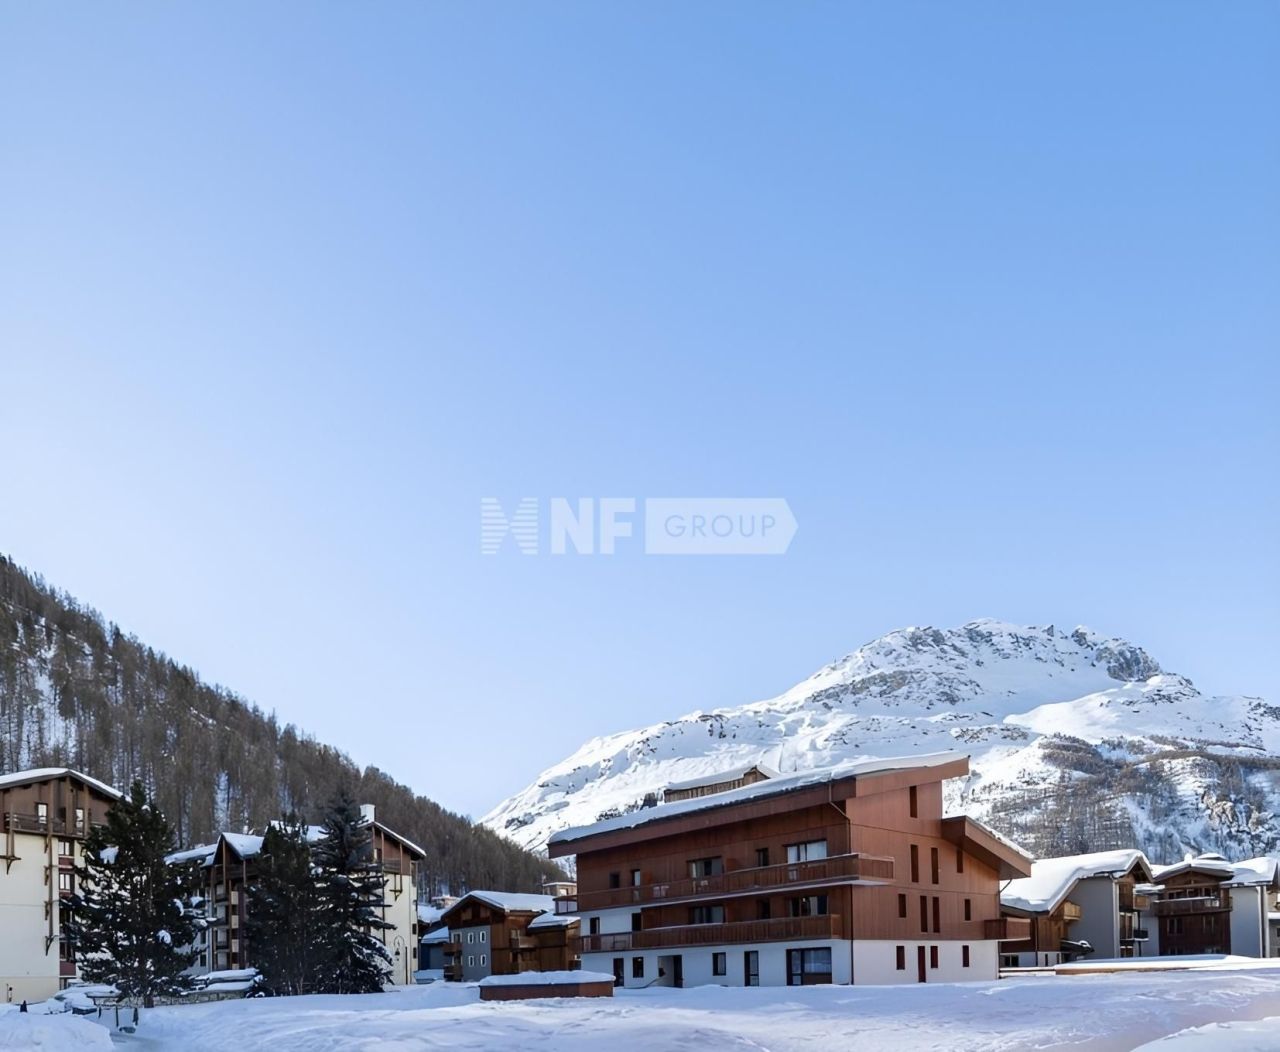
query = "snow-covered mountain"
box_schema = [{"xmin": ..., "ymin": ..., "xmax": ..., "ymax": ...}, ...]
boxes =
[{"xmin": 482, "ymin": 620, "xmax": 1280, "ymax": 863}]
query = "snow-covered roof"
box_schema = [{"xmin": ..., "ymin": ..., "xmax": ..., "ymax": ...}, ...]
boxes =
[
  {"xmin": 0, "ymin": 767, "xmax": 121, "ymax": 800},
  {"xmin": 528, "ymin": 912, "xmax": 577, "ymax": 930},
  {"xmin": 1153, "ymin": 854, "xmax": 1237, "ymax": 882},
  {"xmin": 456, "ymin": 891, "xmax": 557, "ymax": 914},
  {"xmin": 665, "ymin": 763, "xmax": 780, "ymax": 794},
  {"xmin": 1002, "ymin": 850, "xmax": 1152, "ymax": 914},
  {"xmin": 166, "ymin": 842, "xmax": 218, "ymax": 867},
  {"xmin": 550, "ymin": 751, "xmax": 967, "ymax": 847},
  {"xmin": 478, "ymin": 970, "xmax": 614, "ymax": 987},
  {"xmin": 422, "ymin": 926, "xmax": 451, "ymax": 943},
  {"xmin": 222, "ymin": 832, "xmax": 265, "ymax": 858},
  {"xmin": 1226, "ymin": 857, "xmax": 1280, "ymax": 887},
  {"xmin": 373, "ymin": 820, "xmax": 427, "ymax": 860},
  {"xmin": 418, "ymin": 903, "xmax": 446, "ymax": 927}
]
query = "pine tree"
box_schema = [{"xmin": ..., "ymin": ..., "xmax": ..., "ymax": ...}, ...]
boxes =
[
  {"xmin": 311, "ymin": 791, "xmax": 392, "ymax": 993},
  {"xmin": 244, "ymin": 814, "xmax": 320, "ymax": 996},
  {"xmin": 66, "ymin": 781, "xmax": 203, "ymax": 1007}
]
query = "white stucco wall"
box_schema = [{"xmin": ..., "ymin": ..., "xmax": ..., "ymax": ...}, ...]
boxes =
[
  {"xmin": 0, "ymin": 832, "xmax": 68, "ymax": 1003},
  {"xmin": 853, "ymin": 939, "xmax": 997, "ymax": 984}
]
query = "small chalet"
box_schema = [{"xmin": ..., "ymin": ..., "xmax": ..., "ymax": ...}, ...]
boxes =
[{"xmin": 437, "ymin": 891, "xmax": 581, "ymax": 981}]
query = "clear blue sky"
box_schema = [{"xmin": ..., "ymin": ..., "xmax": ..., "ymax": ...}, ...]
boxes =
[{"xmin": 1, "ymin": 3, "xmax": 1276, "ymax": 818}]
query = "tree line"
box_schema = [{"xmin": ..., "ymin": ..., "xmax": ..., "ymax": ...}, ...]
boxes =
[{"xmin": 0, "ymin": 554, "xmax": 561, "ymax": 895}]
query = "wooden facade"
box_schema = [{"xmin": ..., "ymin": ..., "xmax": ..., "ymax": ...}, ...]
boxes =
[
  {"xmin": 438, "ymin": 895, "xmax": 580, "ymax": 981},
  {"xmin": 550, "ymin": 757, "xmax": 1032, "ymax": 987},
  {"xmin": 1152, "ymin": 867, "xmax": 1232, "ymax": 956}
]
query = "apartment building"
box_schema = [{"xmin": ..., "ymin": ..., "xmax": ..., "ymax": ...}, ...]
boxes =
[
  {"xmin": 0, "ymin": 768, "xmax": 121, "ymax": 1003},
  {"xmin": 437, "ymin": 891, "xmax": 580, "ymax": 981},
  {"xmin": 1147, "ymin": 853, "xmax": 1239, "ymax": 956},
  {"xmin": 547, "ymin": 752, "xmax": 1032, "ymax": 988},
  {"xmin": 1226, "ymin": 857, "xmax": 1280, "ymax": 958},
  {"xmin": 173, "ymin": 805, "xmax": 426, "ymax": 985},
  {"xmin": 999, "ymin": 850, "xmax": 1154, "ymax": 967}
]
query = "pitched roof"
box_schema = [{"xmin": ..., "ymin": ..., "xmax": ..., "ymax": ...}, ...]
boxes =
[
  {"xmin": 664, "ymin": 763, "xmax": 780, "ymax": 794},
  {"xmin": 0, "ymin": 767, "xmax": 121, "ymax": 800},
  {"xmin": 1001, "ymin": 850, "xmax": 1153, "ymax": 913},
  {"xmin": 1227, "ymin": 857, "xmax": 1280, "ymax": 887},
  {"xmin": 1152, "ymin": 853, "xmax": 1236, "ymax": 882},
  {"xmin": 549, "ymin": 751, "xmax": 967, "ymax": 851},
  {"xmin": 528, "ymin": 912, "xmax": 577, "ymax": 930},
  {"xmin": 439, "ymin": 890, "xmax": 556, "ymax": 925}
]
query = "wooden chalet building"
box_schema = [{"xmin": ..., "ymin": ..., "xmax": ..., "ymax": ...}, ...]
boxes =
[
  {"xmin": 437, "ymin": 891, "xmax": 580, "ymax": 981},
  {"xmin": 547, "ymin": 752, "xmax": 1032, "ymax": 988},
  {"xmin": 0, "ymin": 768, "xmax": 121, "ymax": 1002},
  {"xmin": 999, "ymin": 850, "xmax": 1154, "ymax": 967},
  {"xmin": 1147, "ymin": 854, "xmax": 1236, "ymax": 956}
]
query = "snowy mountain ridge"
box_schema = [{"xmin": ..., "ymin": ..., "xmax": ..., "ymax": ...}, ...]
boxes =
[{"xmin": 482, "ymin": 619, "xmax": 1280, "ymax": 863}]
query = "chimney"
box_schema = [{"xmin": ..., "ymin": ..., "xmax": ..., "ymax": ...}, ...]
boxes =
[{"xmin": 360, "ymin": 803, "xmax": 376, "ymax": 826}]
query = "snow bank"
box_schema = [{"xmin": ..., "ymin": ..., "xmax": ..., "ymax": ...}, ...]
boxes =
[
  {"xmin": 0, "ymin": 1011, "xmax": 112, "ymax": 1050},
  {"xmin": 478, "ymin": 971, "xmax": 614, "ymax": 987},
  {"xmin": 1133, "ymin": 1016, "xmax": 1280, "ymax": 1050}
]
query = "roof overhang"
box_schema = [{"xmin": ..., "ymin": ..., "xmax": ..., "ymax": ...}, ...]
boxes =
[{"xmin": 941, "ymin": 816, "xmax": 1033, "ymax": 880}]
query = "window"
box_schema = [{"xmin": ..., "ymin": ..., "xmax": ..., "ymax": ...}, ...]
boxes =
[
  {"xmin": 786, "ymin": 841, "xmax": 827, "ymax": 864},
  {"xmin": 632, "ymin": 957, "xmax": 644, "ymax": 979},
  {"xmin": 898, "ymin": 893, "xmax": 907, "ymax": 919},
  {"xmin": 964, "ymin": 899, "xmax": 972, "ymax": 921},
  {"xmin": 910, "ymin": 844, "xmax": 920, "ymax": 883},
  {"xmin": 689, "ymin": 905, "xmax": 725, "ymax": 925},
  {"xmin": 57, "ymin": 839, "xmax": 73, "ymax": 858},
  {"xmin": 467, "ymin": 932, "xmax": 474, "ymax": 944},
  {"xmin": 919, "ymin": 896, "xmax": 928, "ymax": 933},
  {"xmin": 956, "ymin": 849, "xmax": 964, "ymax": 874},
  {"xmin": 932, "ymin": 897, "xmax": 941, "ymax": 934},
  {"xmin": 896, "ymin": 946, "xmax": 906, "ymax": 971},
  {"xmin": 1168, "ymin": 917, "xmax": 1184, "ymax": 935},
  {"xmin": 609, "ymin": 872, "xmax": 621, "ymax": 889},
  {"xmin": 712, "ymin": 952, "xmax": 727, "ymax": 976},
  {"xmin": 613, "ymin": 958, "xmax": 625, "ymax": 987},
  {"xmin": 909, "ymin": 785, "xmax": 918, "ymax": 818},
  {"xmin": 58, "ymin": 871, "xmax": 74, "ymax": 894},
  {"xmin": 589, "ymin": 917, "xmax": 601, "ymax": 936},
  {"xmin": 787, "ymin": 947, "xmax": 832, "ymax": 986},
  {"xmin": 479, "ymin": 930, "xmax": 486, "ymax": 943},
  {"xmin": 631, "ymin": 869, "xmax": 642, "ymax": 887},
  {"xmin": 744, "ymin": 951, "xmax": 759, "ymax": 986},
  {"xmin": 74, "ymin": 808, "xmax": 85, "ymax": 832},
  {"xmin": 756, "ymin": 899, "xmax": 771, "ymax": 920},
  {"xmin": 689, "ymin": 857, "xmax": 724, "ymax": 879},
  {"xmin": 756, "ymin": 847, "xmax": 770, "ymax": 868},
  {"xmin": 787, "ymin": 895, "xmax": 828, "ymax": 918},
  {"xmin": 930, "ymin": 847, "xmax": 939, "ymax": 884},
  {"xmin": 631, "ymin": 913, "xmax": 643, "ymax": 933},
  {"xmin": 930, "ymin": 946, "xmax": 939, "ymax": 969},
  {"xmin": 467, "ymin": 955, "xmax": 474, "ymax": 966},
  {"xmin": 962, "ymin": 945, "xmax": 971, "ymax": 968},
  {"xmin": 480, "ymin": 954, "xmax": 487, "ymax": 966}
]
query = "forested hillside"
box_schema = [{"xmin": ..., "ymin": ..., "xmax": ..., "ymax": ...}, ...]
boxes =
[{"xmin": 0, "ymin": 555, "xmax": 560, "ymax": 894}]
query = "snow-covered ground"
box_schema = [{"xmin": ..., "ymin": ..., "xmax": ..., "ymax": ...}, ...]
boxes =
[{"xmin": 5, "ymin": 964, "xmax": 1279, "ymax": 1052}]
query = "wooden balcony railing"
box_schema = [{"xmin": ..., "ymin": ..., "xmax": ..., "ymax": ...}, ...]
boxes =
[
  {"xmin": 1152, "ymin": 890, "xmax": 1232, "ymax": 916},
  {"xmin": 4, "ymin": 812, "xmax": 90, "ymax": 837},
  {"xmin": 1061, "ymin": 901, "xmax": 1083, "ymax": 923},
  {"xmin": 382, "ymin": 859, "xmax": 403, "ymax": 875},
  {"xmin": 563, "ymin": 853, "xmax": 893, "ymax": 913},
  {"xmin": 441, "ymin": 941, "xmax": 461, "ymax": 956},
  {"xmin": 444, "ymin": 964, "xmax": 463, "ymax": 981},
  {"xmin": 985, "ymin": 917, "xmax": 1031, "ymax": 941},
  {"xmin": 575, "ymin": 913, "xmax": 841, "ymax": 953},
  {"xmin": 510, "ymin": 934, "xmax": 537, "ymax": 951}
]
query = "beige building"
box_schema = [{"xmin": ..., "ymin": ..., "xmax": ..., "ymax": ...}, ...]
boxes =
[{"xmin": 0, "ymin": 768, "xmax": 121, "ymax": 1003}]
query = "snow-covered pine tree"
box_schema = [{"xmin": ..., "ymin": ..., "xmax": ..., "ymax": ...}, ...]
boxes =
[
  {"xmin": 245, "ymin": 814, "xmax": 321, "ymax": 996},
  {"xmin": 311, "ymin": 791, "xmax": 392, "ymax": 993},
  {"xmin": 66, "ymin": 781, "xmax": 203, "ymax": 1007}
]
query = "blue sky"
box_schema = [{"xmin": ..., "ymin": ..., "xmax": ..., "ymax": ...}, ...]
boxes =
[{"xmin": 1, "ymin": 3, "xmax": 1276, "ymax": 818}]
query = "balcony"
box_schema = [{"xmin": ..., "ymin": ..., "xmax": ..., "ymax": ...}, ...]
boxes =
[
  {"xmin": 1152, "ymin": 890, "xmax": 1232, "ymax": 916},
  {"xmin": 985, "ymin": 917, "xmax": 1031, "ymax": 941},
  {"xmin": 444, "ymin": 964, "xmax": 463, "ymax": 982},
  {"xmin": 1061, "ymin": 901, "xmax": 1083, "ymax": 923},
  {"xmin": 566, "ymin": 853, "xmax": 893, "ymax": 913},
  {"xmin": 382, "ymin": 859, "xmax": 403, "ymax": 875},
  {"xmin": 510, "ymin": 934, "xmax": 537, "ymax": 951},
  {"xmin": 575, "ymin": 913, "xmax": 842, "ymax": 953},
  {"xmin": 1121, "ymin": 928, "xmax": 1150, "ymax": 943},
  {"xmin": 441, "ymin": 941, "xmax": 461, "ymax": 956}
]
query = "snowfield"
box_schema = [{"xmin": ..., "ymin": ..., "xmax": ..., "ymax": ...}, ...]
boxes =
[{"xmin": 4, "ymin": 964, "xmax": 1276, "ymax": 1052}]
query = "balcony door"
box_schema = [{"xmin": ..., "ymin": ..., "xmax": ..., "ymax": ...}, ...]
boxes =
[
  {"xmin": 916, "ymin": 945, "xmax": 927, "ymax": 983},
  {"xmin": 744, "ymin": 951, "xmax": 759, "ymax": 986}
]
